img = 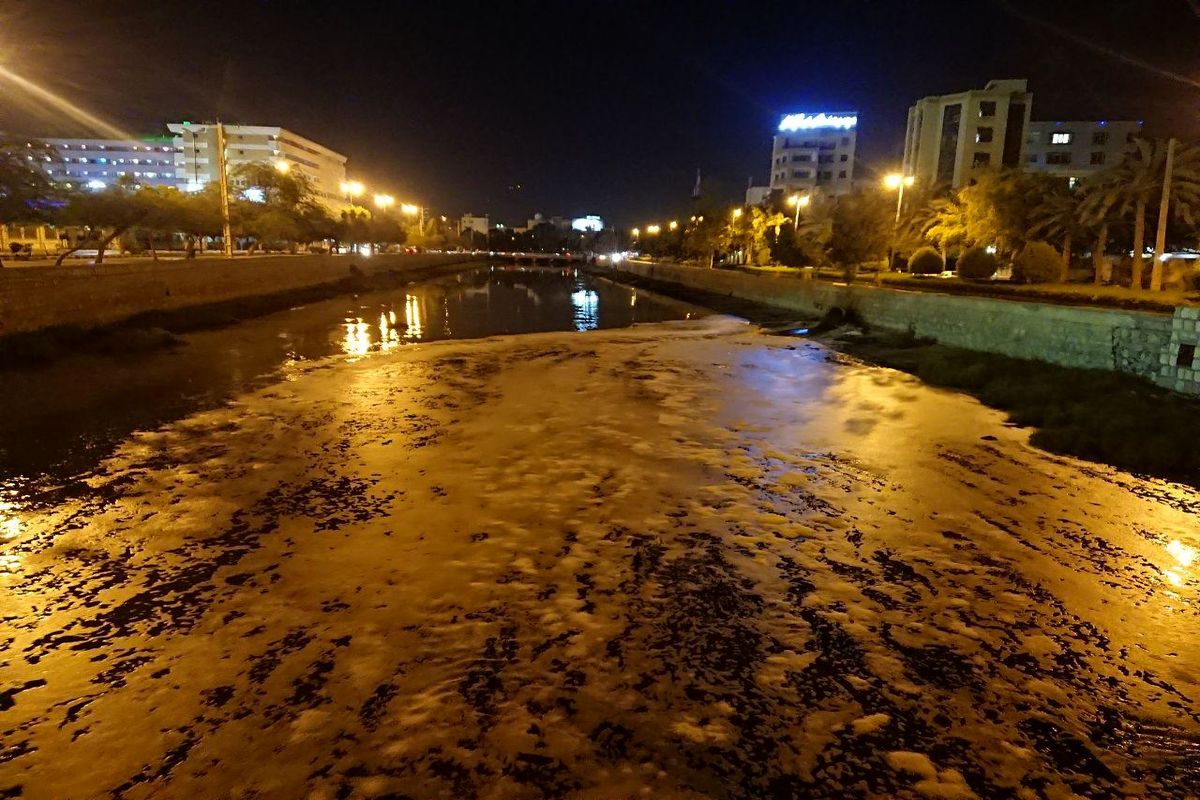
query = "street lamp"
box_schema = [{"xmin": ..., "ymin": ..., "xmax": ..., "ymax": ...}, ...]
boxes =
[
  {"xmin": 731, "ymin": 207, "xmax": 743, "ymax": 220},
  {"xmin": 374, "ymin": 193, "xmax": 395, "ymax": 210},
  {"xmin": 787, "ymin": 193, "xmax": 810, "ymax": 226},
  {"xmin": 883, "ymin": 173, "xmax": 915, "ymax": 272},
  {"xmin": 631, "ymin": 227, "xmax": 640, "ymax": 238},
  {"xmin": 668, "ymin": 220, "xmax": 678, "ymax": 231},
  {"xmin": 647, "ymin": 224, "xmax": 661, "ymax": 235},
  {"xmin": 274, "ymin": 159, "xmax": 290, "ymax": 174}
]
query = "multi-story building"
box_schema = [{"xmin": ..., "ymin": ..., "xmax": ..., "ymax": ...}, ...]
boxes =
[
  {"xmin": 1023, "ymin": 120, "xmax": 1143, "ymax": 185},
  {"xmin": 767, "ymin": 111, "xmax": 858, "ymax": 198},
  {"xmin": 34, "ymin": 136, "xmax": 180, "ymax": 190},
  {"xmin": 167, "ymin": 122, "xmax": 348, "ymax": 211},
  {"xmin": 903, "ymin": 79, "xmax": 1032, "ymax": 188},
  {"xmin": 459, "ymin": 214, "xmax": 489, "ymax": 237}
]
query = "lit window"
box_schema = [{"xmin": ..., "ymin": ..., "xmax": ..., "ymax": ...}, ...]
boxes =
[{"xmin": 1050, "ymin": 132, "xmax": 1072, "ymax": 145}]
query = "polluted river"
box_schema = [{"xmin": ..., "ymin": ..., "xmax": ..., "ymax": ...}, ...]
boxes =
[{"xmin": 0, "ymin": 264, "xmax": 1197, "ymax": 799}]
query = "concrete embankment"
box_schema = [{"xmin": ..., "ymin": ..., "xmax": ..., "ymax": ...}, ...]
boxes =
[
  {"xmin": 608, "ymin": 260, "xmax": 1200, "ymax": 395},
  {"xmin": 0, "ymin": 253, "xmax": 480, "ymax": 338}
]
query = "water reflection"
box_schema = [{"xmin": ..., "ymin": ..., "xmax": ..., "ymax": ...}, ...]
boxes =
[
  {"xmin": 1164, "ymin": 538, "xmax": 1197, "ymax": 588},
  {"xmin": 332, "ymin": 266, "xmax": 700, "ymax": 355}
]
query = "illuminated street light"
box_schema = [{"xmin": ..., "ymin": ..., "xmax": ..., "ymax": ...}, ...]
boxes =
[
  {"xmin": 374, "ymin": 193, "xmax": 395, "ymax": 210},
  {"xmin": 883, "ymin": 173, "xmax": 914, "ymax": 190},
  {"xmin": 274, "ymin": 160, "xmax": 290, "ymax": 173},
  {"xmin": 340, "ymin": 180, "xmax": 365, "ymax": 198},
  {"xmin": 787, "ymin": 193, "xmax": 811, "ymax": 225},
  {"xmin": 731, "ymin": 208, "xmax": 743, "ymax": 220},
  {"xmin": 631, "ymin": 227, "xmax": 640, "ymax": 238},
  {"xmin": 400, "ymin": 203, "xmax": 420, "ymax": 216},
  {"xmin": 647, "ymin": 224, "xmax": 661, "ymax": 235},
  {"xmin": 668, "ymin": 220, "xmax": 678, "ymax": 231}
]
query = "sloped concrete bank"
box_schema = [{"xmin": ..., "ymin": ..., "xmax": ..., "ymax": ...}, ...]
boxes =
[
  {"xmin": 607, "ymin": 260, "xmax": 1199, "ymax": 395},
  {"xmin": 0, "ymin": 253, "xmax": 481, "ymax": 338}
]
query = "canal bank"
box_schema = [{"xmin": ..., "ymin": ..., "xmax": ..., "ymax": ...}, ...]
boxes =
[
  {"xmin": 0, "ymin": 252, "xmax": 483, "ymax": 338},
  {"xmin": 601, "ymin": 260, "xmax": 1200, "ymax": 395}
]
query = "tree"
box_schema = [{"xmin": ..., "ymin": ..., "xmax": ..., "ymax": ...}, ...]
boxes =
[
  {"xmin": 1029, "ymin": 185, "xmax": 1089, "ymax": 282},
  {"xmin": 0, "ymin": 139, "xmax": 60, "ymax": 266},
  {"xmin": 55, "ymin": 178, "xmax": 150, "ymax": 265},
  {"xmin": 827, "ymin": 191, "xmax": 891, "ymax": 273},
  {"xmin": 1081, "ymin": 138, "xmax": 1200, "ymax": 289},
  {"xmin": 230, "ymin": 163, "xmax": 326, "ymax": 253}
]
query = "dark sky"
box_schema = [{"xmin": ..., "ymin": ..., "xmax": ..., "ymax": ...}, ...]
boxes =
[{"xmin": 2, "ymin": 0, "xmax": 1199, "ymax": 225}]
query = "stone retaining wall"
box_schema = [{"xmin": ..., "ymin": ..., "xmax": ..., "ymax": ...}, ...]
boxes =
[
  {"xmin": 0, "ymin": 253, "xmax": 479, "ymax": 337},
  {"xmin": 614, "ymin": 260, "xmax": 1198, "ymax": 395}
]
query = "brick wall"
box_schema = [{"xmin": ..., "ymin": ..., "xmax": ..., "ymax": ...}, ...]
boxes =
[
  {"xmin": 615, "ymin": 261, "xmax": 1196, "ymax": 395},
  {"xmin": 0, "ymin": 253, "xmax": 479, "ymax": 337}
]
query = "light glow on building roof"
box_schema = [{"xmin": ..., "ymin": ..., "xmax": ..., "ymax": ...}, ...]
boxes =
[{"xmin": 778, "ymin": 112, "xmax": 858, "ymax": 132}]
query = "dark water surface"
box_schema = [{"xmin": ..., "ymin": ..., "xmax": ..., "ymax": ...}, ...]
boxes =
[{"xmin": 0, "ymin": 265, "xmax": 703, "ymax": 486}]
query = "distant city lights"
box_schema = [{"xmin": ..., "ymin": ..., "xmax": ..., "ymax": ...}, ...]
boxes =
[{"xmin": 778, "ymin": 112, "xmax": 858, "ymax": 132}]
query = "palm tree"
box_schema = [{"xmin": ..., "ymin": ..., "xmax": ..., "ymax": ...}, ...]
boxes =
[
  {"xmin": 1082, "ymin": 138, "xmax": 1200, "ymax": 290},
  {"xmin": 1029, "ymin": 186, "xmax": 1089, "ymax": 282}
]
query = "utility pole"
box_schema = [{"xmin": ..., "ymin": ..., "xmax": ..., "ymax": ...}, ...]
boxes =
[
  {"xmin": 1151, "ymin": 137, "xmax": 1175, "ymax": 291},
  {"xmin": 216, "ymin": 121, "xmax": 234, "ymax": 258}
]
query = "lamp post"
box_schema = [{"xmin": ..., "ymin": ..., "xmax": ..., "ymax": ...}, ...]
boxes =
[
  {"xmin": 179, "ymin": 127, "xmax": 202, "ymax": 189},
  {"xmin": 883, "ymin": 173, "xmax": 914, "ymax": 273},
  {"xmin": 216, "ymin": 122, "xmax": 233, "ymax": 257}
]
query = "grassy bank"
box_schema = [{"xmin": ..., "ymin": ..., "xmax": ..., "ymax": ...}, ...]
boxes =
[
  {"xmin": 598, "ymin": 268, "xmax": 1200, "ymax": 487},
  {"xmin": 0, "ymin": 262, "xmax": 473, "ymax": 369}
]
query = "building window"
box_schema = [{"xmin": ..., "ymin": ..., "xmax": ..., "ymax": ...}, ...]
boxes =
[
  {"xmin": 792, "ymin": 169, "xmax": 810, "ymax": 179},
  {"xmin": 818, "ymin": 154, "xmax": 834, "ymax": 163},
  {"xmin": 975, "ymin": 127, "xmax": 994, "ymax": 143},
  {"xmin": 838, "ymin": 170, "xmax": 847, "ymax": 178},
  {"xmin": 978, "ymin": 101, "xmax": 996, "ymax": 117},
  {"xmin": 1046, "ymin": 152, "xmax": 1072, "ymax": 165},
  {"xmin": 972, "ymin": 152, "xmax": 991, "ymax": 167},
  {"xmin": 1090, "ymin": 152, "xmax": 1106, "ymax": 165},
  {"xmin": 1092, "ymin": 131, "xmax": 1109, "ymax": 146},
  {"xmin": 793, "ymin": 154, "xmax": 811, "ymax": 162},
  {"xmin": 818, "ymin": 171, "xmax": 833, "ymax": 180},
  {"xmin": 1027, "ymin": 153, "xmax": 1039, "ymax": 163},
  {"xmin": 1050, "ymin": 131, "xmax": 1072, "ymax": 145},
  {"xmin": 1178, "ymin": 343, "xmax": 1196, "ymax": 368},
  {"xmin": 839, "ymin": 154, "xmax": 848, "ymax": 162},
  {"xmin": 840, "ymin": 137, "xmax": 850, "ymax": 146}
]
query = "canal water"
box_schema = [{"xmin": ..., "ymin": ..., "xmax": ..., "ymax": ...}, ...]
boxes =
[{"xmin": 0, "ymin": 265, "xmax": 704, "ymax": 486}]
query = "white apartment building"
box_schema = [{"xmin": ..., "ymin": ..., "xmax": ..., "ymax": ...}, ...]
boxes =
[
  {"xmin": 767, "ymin": 112, "xmax": 858, "ymax": 198},
  {"xmin": 34, "ymin": 136, "xmax": 180, "ymax": 190},
  {"xmin": 903, "ymin": 79, "xmax": 1032, "ymax": 188},
  {"xmin": 459, "ymin": 214, "xmax": 489, "ymax": 236},
  {"xmin": 1024, "ymin": 119, "xmax": 1143, "ymax": 185},
  {"xmin": 167, "ymin": 122, "xmax": 348, "ymax": 211}
]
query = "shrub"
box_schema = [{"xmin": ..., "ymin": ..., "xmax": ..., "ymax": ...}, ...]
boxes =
[
  {"xmin": 908, "ymin": 247, "xmax": 944, "ymax": 275},
  {"xmin": 957, "ymin": 246, "xmax": 998, "ymax": 281},
  {"xmin": 1013, "ymin": 241, "xmax": 1062, "ymax": 284}
]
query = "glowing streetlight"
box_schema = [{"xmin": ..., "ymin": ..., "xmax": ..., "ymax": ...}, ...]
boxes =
[
  {"xmin": 400, "ymin": 203, "xmax": 420, "ymax": 216},
  {"xmin": 631, "ymin": 227, "xmax": 640, "ymax": 238},
  {"xmin": 647, "ymin": 224, "xmax": 661, "ymax": 235},
  {"xmin": 883, "ymin": 173, "xmax": 914, "ymax": 190},
  {"xmin": 668, "ymin": 220, "xmax": 678, "ymax": 231},
  {"xmin": 340, "ymin": 180, "xmax": 365, "ymax": 198},
  {"xmin": 274, "ymin": 159, "xmax": 290, "ymax": 174},
  {"xmin": 787, "ymin": 193, "xmax": 811, "ymax": 225},
  {"xmin": 374, "ymin": 193, "xmax": 395, "ymax": 210},
  {"xmin": 731, "ymin": 207, "xmax": 743, "ymax": 220}
]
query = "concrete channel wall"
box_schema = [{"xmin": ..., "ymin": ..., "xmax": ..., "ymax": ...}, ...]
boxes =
[
  {"xmin": 0, "ymin": 253, "xmax": 480, "ymax": 337},
  {"xmin": 615, "ymin": 260, "xmax": 1200, "ymax": 395}
]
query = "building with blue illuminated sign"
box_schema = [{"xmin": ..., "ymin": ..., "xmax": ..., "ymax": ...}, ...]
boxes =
[{"xmin": 767, "ymin": 111, "xmax": 858, "ymax": 199}]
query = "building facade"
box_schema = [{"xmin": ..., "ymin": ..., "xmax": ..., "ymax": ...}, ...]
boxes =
[
  {"xmin": 903, "ymin": 79, "xmax": 1032, "ymax": 188},
  {"xmin": 1024, "ymin": 120, "xmax": 1143, "ymax": 185},
  {"xmin": 35, "ymin": 136, "xmax": 180, "ymax": 190},
  {"xmin": 167, "ymin": 123, "xmax": 348, "ymax": 211},
  {"xmin": 767, "ymin": 112, "xmax": 857, "ymax": 198}
]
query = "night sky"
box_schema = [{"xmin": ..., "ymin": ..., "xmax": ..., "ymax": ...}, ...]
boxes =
[{"xmin": 2, "ymin": 0, "xmax": 1198, "ymax": 225}]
